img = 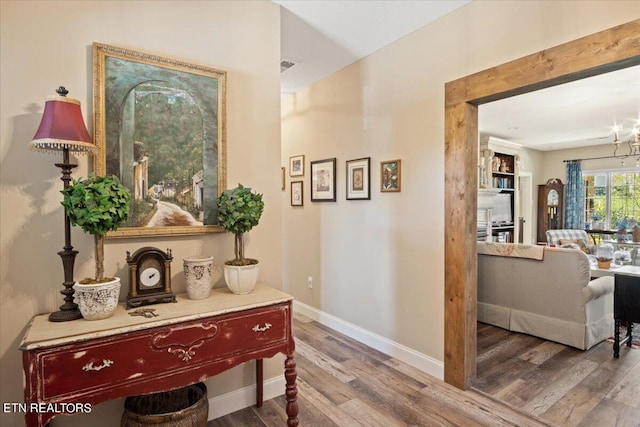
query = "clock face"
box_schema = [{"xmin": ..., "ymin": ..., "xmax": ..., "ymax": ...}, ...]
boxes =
[
  {"xmin": 139, "ymin": 258, "xmax": 163, "ymax": 289},
  {"xmin": 140, "ymin": 267, "xmax": 161, "ymax": 287}
]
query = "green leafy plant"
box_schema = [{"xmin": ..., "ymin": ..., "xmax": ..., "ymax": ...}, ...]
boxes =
[
  {"xmin": 216, "ymin": 184, "xmax": 264, "ymax": 266},
  {"xmin": 61, "ymin": 174, "xmax": 131, "ymax": 282}
]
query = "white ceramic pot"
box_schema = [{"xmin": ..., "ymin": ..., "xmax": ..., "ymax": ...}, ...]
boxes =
[
  {"xmin": 183, "ymin": 256, "xmax": 214, "ymax": 300},
  {"xmin": 224, "ymin": 263, "xmax": 259, "ymax": 295},
  {"xmin": 73, "ymin": 278, "xmax": 121, "ymax": 320}
]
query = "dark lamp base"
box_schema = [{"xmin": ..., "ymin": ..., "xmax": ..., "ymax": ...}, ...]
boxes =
[{"xmin": 49, "ymin": 308, "xmax": 82, "ymax": 322}]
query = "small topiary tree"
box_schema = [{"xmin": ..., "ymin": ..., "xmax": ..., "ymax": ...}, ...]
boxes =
[
  {"xmin": 216, "ymin": 184, "xmax": 264, "ymax": 266},
  {"xmin": 61, "ymin": 173, "xmax": 130, "ymax": 282}
]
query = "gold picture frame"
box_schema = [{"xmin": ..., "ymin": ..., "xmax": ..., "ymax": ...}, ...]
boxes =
[
  {"xmin": 289, "ymin": 154, "xmax": 305, "ymax": 177},
  {"xmin": 93, "ymin": 43, "xmax": 227, "ymax": 238},
  {"xmin": 380, "ymin": 159, "xmax": 401, "ymax": 192}
]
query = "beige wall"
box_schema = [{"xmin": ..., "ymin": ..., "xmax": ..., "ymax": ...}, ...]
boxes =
[
  {"xmin": 281, "ymin": 0, "xmax": 639, "ymax": 366},
  {"xmin": 0, "ymin": 1, "xmax": 281, "ymax": 426},
  {"xmin": 3, "ymin": 0, "xmax": 639, "ymax": 425},
  {"xmin": 540, "ymin": 143, "xmax": 635, "ymax": 181}
]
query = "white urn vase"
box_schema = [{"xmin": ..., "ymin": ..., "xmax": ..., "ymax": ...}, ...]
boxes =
[
  {"xmin": 224, "ymin": 262, "xmax": 259, "ymax": 295},
  {"xmin": 183, "ymin": 256, "xmax": 214, "ymax": 300},
  {"xmin": 73, "ymin": 278, "xmax": 121, "ymax": 321}
]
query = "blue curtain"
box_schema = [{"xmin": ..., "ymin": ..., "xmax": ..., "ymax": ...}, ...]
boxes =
[{"xmin": 565, "ymin": 160, "xmax": 584, "ymax": 229}]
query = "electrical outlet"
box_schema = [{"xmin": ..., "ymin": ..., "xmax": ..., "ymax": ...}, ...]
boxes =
[{"xmin": 307, "ymin": 276, "xmax": 313, "ymax": 289}]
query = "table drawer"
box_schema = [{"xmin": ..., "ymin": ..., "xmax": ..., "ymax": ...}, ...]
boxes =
[{"xmin": 38, "ymin": 305, "xmax": 289, "ymax": 399}]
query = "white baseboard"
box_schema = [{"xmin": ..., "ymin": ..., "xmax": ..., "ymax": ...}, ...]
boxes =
[
  {"xmin": 293, "ymin": 300, "xmax": 444, "ymax": 380},
  {"xmin": 207, "ymin": 375, "xmax": 285, "ymax": 420},
  {"xmin": 207, "ymin": 301, "xmax": 443, "ymax": 420}
]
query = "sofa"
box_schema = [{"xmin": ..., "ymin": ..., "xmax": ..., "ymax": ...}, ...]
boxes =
[
  {"xmin": 547, "ymin": 228, "xmax": 640, "ymax": 266},
  {"xmin": 545, "ymin": 229, "xmax": 590, "ymax": 246},
  {"xmin": 477, "ymin": 241, "xmax": 614, "ymax": 350},
  {"xmin": 546, "ymin": 228, "xmax": 594, "ymax": 252}
]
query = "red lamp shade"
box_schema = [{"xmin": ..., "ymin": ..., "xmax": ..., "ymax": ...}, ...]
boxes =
[{"xmin": 30, "ymin": 87, "xmax": 96, "ymax": 154}]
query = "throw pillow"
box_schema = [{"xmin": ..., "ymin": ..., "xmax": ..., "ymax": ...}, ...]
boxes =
[{"xmin": 559, "ymin": 238, "xmax": 590, "ymax": 254}]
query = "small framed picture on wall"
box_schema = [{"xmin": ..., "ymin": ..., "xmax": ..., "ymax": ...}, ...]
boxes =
[
  {"xmin": 289, "ymin": 154, "xmax": 305, "ymax": 177},
  {"xmin": 380, "ymin": 159, "xmax": 401, "ymax": 192},
  {"xmin": 346, "ymin": 157, "xmax": 370, "ymax": 200},
  {"xmin": 310, "ymin": 158, "xmax": 337, "ymax": 202},
  {"xmin": 291, "ymin": 181, "xmax": 303, "ymax": 206}
]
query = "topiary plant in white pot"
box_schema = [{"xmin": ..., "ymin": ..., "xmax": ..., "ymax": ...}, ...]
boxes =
[
  {"xmin": 61, "ymin": 173, "xmax": 130, "ymax": 319},
  {"xmin": 216, "ymin": 184, "xmax": 264, "ymax": 294}
]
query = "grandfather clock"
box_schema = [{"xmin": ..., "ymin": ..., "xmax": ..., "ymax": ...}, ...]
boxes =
[{"xmin": 537, "ymin": 178, "xmax": 564, "ymax": 243}]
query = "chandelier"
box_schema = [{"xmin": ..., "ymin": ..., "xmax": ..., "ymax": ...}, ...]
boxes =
[{"xmin": 612, "ymin": 120, "xmax": 640, "ymax": 167}]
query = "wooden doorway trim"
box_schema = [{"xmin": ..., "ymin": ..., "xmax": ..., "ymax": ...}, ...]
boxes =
[{"xmin": 444, "ymin": 19, "xmax": 640, "ymax": 389}]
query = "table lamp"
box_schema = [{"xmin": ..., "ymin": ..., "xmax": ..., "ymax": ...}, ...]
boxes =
[{"xmin": 30, "ymin": 86, "xmax": 97, "ymax": 322}]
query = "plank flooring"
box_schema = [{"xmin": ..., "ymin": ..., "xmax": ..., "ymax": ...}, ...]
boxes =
[
  {"xmin": 473, "ymin": 322, "xmax": 640, "ymax": 427},
  {"xmin": 208, "ymin": 314, "xmax": 551, "ymax": 427}
]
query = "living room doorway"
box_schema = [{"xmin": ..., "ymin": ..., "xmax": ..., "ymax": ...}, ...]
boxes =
[{"xmin": 443, "ymin": 19, "xmax": 640, "ymax": 390}]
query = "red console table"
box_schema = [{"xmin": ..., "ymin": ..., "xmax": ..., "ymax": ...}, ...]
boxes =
[{"xmin": 20, "ymin": 285, "xmax": 298, "ymax": 426}]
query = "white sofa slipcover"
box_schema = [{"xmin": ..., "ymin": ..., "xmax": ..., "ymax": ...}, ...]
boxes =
[{"xmin": 477, "ymin": 242, "xmax": 614, "ymax": 350}]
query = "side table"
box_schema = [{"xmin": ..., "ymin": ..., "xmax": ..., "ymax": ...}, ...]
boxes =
[
  {"xmin": 613, "ymin": 273, "xmax": 640, "ymax": 358},
  {"xmin": 20, "ymin": 284, "xmax": 299, "ymax": 426}
]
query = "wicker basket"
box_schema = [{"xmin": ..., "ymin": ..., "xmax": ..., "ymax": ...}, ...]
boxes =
[{"xmin": 121, "ymin": 383, "xmax": 208, "ymax": 427}]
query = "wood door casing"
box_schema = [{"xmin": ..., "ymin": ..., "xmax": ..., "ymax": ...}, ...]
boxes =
[{"xmin": 444, "ymin": 19, "xmax": 640, "ymax": 389}]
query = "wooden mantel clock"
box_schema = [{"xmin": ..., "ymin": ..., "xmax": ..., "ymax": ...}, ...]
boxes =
[{"xmin": 126, "ymin": 247, "xmax": 176, "ymax": 309}]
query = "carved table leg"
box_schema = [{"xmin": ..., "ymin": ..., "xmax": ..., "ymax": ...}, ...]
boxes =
[
  {"xmin": 24, "ymin": 412, "xmax": 37, "ymax": 427},
  {"xmin": 25, "ymin": 411, "xmax": 47, "ymax": 427},
  {"xmin": 614, "ymin": 319, "xmax": 620, "ymax": 358},
  {"xmin": 256, "ymin": 359, "xmax": 263, "ymax": 407},
  {"xmin": 285, "ymin": 354, "xmax": 298, "ymax": 427},
  {"xmin": 627, "ymin": 322, "xmax": 633, "ymax": 348}
]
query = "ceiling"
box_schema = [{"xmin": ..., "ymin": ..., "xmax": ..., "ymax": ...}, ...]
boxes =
[
  {"xmin": 275, "ymin": 0, "xmax": 470, "ymax": 96},
  {"xmin": 275, "ymin": 0, "xmax": 640, "ymax": 151},
  {"xmin": 480, "ymin": 65, "xmax": 640, "ymax": 151}
]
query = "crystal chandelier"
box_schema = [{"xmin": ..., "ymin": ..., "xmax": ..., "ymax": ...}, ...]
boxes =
[{"xmin": 612, "ymin": 120, "xmax": 640, "ymax": 167}]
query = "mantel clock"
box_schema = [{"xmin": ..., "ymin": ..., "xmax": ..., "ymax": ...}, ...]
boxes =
[{"xmin": 126, "ymin": 247, "xmax": 176, "ymax": 309}]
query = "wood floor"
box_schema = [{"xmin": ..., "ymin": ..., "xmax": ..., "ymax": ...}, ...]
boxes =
[
  {"xmin": 209, "ymin": 314, "xmax": 551, "ymax": 427},
  {"xmin": 473, "ymin": 322, "xmax": 640, "ymax": 427}
]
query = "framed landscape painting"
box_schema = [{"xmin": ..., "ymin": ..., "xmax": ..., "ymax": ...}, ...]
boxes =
[
  {"xmin": 310, "ymin": 158, "xmax": 336, "ymax": 202},
  {"xmin": 92, "ymin": 43, "xmax": 227, "ymax": 238},
  {"xmin": 346, "ymin": 157, "xmax": 370, "ymax": 200}
]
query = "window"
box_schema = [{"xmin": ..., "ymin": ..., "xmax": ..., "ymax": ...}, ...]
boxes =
[{"xmin": 584, "ymin": 170, "xmax": 640, "ymax": 228}]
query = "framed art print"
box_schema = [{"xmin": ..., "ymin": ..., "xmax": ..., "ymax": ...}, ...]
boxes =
[
  {"xmin": 346, "ymin": 157, "xmax": 370, "ymax": 200},
  {"xmin": 380, "ymin": 159, "xmax": 401, "ymax": 192},
  {"xmin": 93, "ymin": 43, "xmax": 226, "ymax": 238},
  {"xmin": 289, "ymin": 154, "xmax": 305, "ymax": 177},
  {"xmin": 310, "ymin": 158, "xmax": 336, "ymax": 202},
  {"xmin": 291, "ymin": 181, "xmax": 303, "ymax": 206}
]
